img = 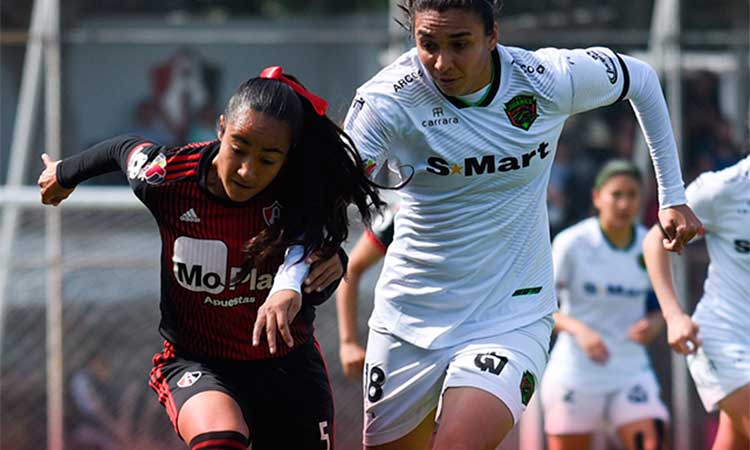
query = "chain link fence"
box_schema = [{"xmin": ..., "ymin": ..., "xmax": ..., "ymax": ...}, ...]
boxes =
[{"xmin": 0, "ymin": 204, "xmax": 388, "ymax": 450}]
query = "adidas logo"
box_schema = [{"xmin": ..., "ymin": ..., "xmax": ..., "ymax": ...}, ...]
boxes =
[{"xmin": 179, "ymin": 208, "xmax": 200, "ymax": 223}]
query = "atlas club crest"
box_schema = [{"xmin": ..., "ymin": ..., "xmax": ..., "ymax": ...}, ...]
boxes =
[
  {"xmin": 263, "ymin": 201, "xmax": 282, "ymax": 226},
  {"xmin": 177, "ymin": 371, "xmax": 202, "ymax": 388}
]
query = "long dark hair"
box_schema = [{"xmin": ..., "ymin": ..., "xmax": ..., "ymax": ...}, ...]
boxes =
[
  {"xmin": 223, "ymin": 76, "xmax": 385, "ymax": 274},
  {"xmin": 398, "ymin": 0, "xmax": 503, "ymax": 36}
]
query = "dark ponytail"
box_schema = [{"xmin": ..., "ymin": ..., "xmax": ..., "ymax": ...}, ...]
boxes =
[{"xmin": 226, "ymin": 76, "xmax": 384, "ymax": 275}]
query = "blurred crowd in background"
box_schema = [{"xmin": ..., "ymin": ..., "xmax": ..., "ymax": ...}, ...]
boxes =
[{"xmin": 548, "ymin": 69, "xmax": 748, "ymax": 237}]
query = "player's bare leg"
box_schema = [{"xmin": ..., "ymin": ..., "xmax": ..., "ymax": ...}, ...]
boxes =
[
  {"xmin": 719, "ymin": 385, "xmax": 750, "ymax": 439},
  {"xmin": 617, "ymin": 418, "xmax": 668, "ymax": 450},
  {"xmin": 713, "ymin": 385, "xmax": 750, "ymax": 450},
  {"xmin": 430, "ymin": 387, "xmax": 514, "ymax": 450},
  {"xmin": 177, "ymin": 391, "xmax": 249, "ymax": 444},
  {"xmin": 366, "ymin": 408, "xmax": 436, "ymax": 450},
  {"xmin": 712, "ymin": 410, "xmax": 750, "ymax": 450},
  {"xmin": 547, "ymin": 434, "xmax": 593, "ymax": 450}
]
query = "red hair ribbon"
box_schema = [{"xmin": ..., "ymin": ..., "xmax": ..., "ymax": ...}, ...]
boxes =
[{"xmin": 259, "ymin": 66, "xmax": 328, "ymax": 116}]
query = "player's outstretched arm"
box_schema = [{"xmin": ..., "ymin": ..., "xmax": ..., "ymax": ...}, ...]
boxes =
[
  {"xmin": 617, "ymin": 55, "xmax": 703, "ymax": 252},
  {"xmin": 336, "ymin": 233, "xmax": 383, "ymax": 382},
  {"xmin": 38, "ymin": 135, "xmax": 159, "ymax": 206},
  {"xmin": 563, "ymin": 48, "xmax": 702, "ymax": 252},
  {"xmin": 38, "ymin": 153, "xmax": 74, "ymax": 206},
  {"xmin": 642, "ymin": 225, "xmax": 701, "ymax": 354}
]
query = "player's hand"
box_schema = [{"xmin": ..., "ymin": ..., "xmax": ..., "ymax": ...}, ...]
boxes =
[
  {"xmin": 575, "ymin": 327, "xmax": 610, "ymax": 364},
  {"xmin": 38, "ymin": 153, "xmax": 74, "ymax": 206},
  {"xmin": 657, "ymin": 204, "xmax": 704, "ymax": 254},
  {"xmin": 664, "ymin": 312, "xmax": 701, "ymax": 355},
  {"xmin": 304, "ymin": 252, "xmax": 343, "ymax": 294},
  {"xmin": 252, "ymin": 289, "xmax": 302, "ymax": 354},
  {"xmin": 339, "ymin": 340, "xmax": 366, "ymax": 383},
  {"xmin": 628, "ymin": 315, "xmax": 664, "ymax": 345}
]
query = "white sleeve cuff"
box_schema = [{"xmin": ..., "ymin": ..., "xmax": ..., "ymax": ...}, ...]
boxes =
[
  {"xmin": 268, "ymin": 245, "xmax": 310, "ymax": 297},
  {"xmin": 658, "ymin": 186, "xmax": 688, "ymax": 209}
]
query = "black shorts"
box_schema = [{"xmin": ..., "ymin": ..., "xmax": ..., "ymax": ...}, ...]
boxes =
[{"xmin": 149, "ymin": 337, "xmax": 334, "ymax": 450}]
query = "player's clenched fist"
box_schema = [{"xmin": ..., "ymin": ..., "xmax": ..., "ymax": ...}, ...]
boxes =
[
  {"xmin": 664, "ymin": 312, "xmax": 701, "ymax": 355},
  {"xmin": 38, "ymin": 153, "xmax": 74, "ymax": 206},
  {"xmin": 657, "ymin": 204, "xmax": 704, "ymax": 254},
  {"xmin": 339, "ymin": 341, "xmax": 366, "ymax": 383}
]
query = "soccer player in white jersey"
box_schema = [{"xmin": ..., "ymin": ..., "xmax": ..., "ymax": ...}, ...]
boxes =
[
  {"xmin": 541, "ymin": 160, "xmax": 670, "ymax": 450},
  {"xmin": 643, "ymin": 155, "xmax": 750, "ymax": 450},
  {"xmin": 343, "ymin": 1, "xmax": 702, "ymax": 448}
]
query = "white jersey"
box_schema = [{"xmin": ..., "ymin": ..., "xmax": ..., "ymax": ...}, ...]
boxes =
[
  {"xmin": 687, "ymin": 155, "xmax": 750, "ymax": 329},
  {"xmin": 546, "ymin": 217, "xmax": 654, "ymax": 391},
  {"xmin": 344, "ymin": 44, "xmax": 686, "ymax": 349}
]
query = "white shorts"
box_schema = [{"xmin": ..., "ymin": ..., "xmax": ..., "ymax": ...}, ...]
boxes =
[
  {"xmin": 362, "ymin": 316, "xmax": 552, "ymax": 447},
  {"xmin": 541, "ymin": 370, "xmax": 670, "ymax": 435},
  {"xmin": 688, "ymin": 308, "xmax": 750, "ymax": 412}
]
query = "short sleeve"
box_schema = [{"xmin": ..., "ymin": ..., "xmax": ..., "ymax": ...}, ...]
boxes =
[
  {"xmin": 343, "ymin": 93, "xmax": 399, "ymax": 179},
  {"xmin": 123, "ymin": 140, "xmax": 171, "ymax": 203},
  {"xmin": 559, "ymin": 47, "xmax": 630, "ymax": 115}
]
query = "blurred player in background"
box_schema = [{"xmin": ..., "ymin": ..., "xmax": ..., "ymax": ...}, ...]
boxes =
[
  {"xmin": 344, "ymin": 1, "xmax": 702, "ymax": 448},
  {"xmin": 38, "ymin": 68, "xmax": 383, "ymax": 450},
  {"xmin": 69, "ymin": 353, "xmax": 128, "ymax": 450},
  {"xmin": 337, "ymin": 206, "xmax": 396, "ymax": 383},
  {"xmin": 644, "ymin": 155, "xmax": 750, "ymax": 450},
  {"xmin": 541, "ymin": 160, "xmax": 670, "ymax": 450}
]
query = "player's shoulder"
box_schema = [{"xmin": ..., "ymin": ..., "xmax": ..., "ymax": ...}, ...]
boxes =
[
  {"xmin": 141, "ymin": 140, "xmax": 217, "ymax": 186},
  {"xmin": 350, "ymin": 49, "xmax": 425, "ymax": 131},
  {"xmin": 689, "ymin": 156, "xmax": 749, "ymax": 199},
  {"xmin": 166, "ymin": 140, "xmax": 214, "ymax": 159},
  {"xmin": 356, "ymin": 48, "xmax": 427, "ymax": 106},
  {"xmin": 527, "ymin": 45, "xmax": 622, "ymax": 73},
  {"xmin": 506, "ymin": 46, "xmax": 568, "ymax": 78},
  {"xmin": 714, "ymin": 155, "xmax": 750, "ymax": 191},
  {"xmin": 124, "ymin": 135, "xmax": 167, "ymax": 183},
  {"xmin": 554, "ymin": 217, "xmax": 597, "ymax": 251},
  {"xmin": 502, "ymin": 45, "xmax": 576, "ymax": 106}
]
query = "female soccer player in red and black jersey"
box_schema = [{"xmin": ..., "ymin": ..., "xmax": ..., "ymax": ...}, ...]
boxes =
[{"xmin": 38, "ymin": 67, "xmax": 383, "ymax": 450}]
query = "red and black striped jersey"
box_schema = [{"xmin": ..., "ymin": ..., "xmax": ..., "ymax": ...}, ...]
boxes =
[{"xmin": 58, "ymin": 135, "xmax": 331, "ymax": 360}]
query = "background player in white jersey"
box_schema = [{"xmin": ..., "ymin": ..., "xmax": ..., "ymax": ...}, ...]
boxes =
[
  {"xmin": 344, "ymin": 1, "xmax": 702, "ymax": 448},
  {"xmin": 541, "ymin": 160, "xmax": 670, "ymax": 450},
  {"xmin": 643, "ymin": 155, "xmax": 750, "ymax": 450}
]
